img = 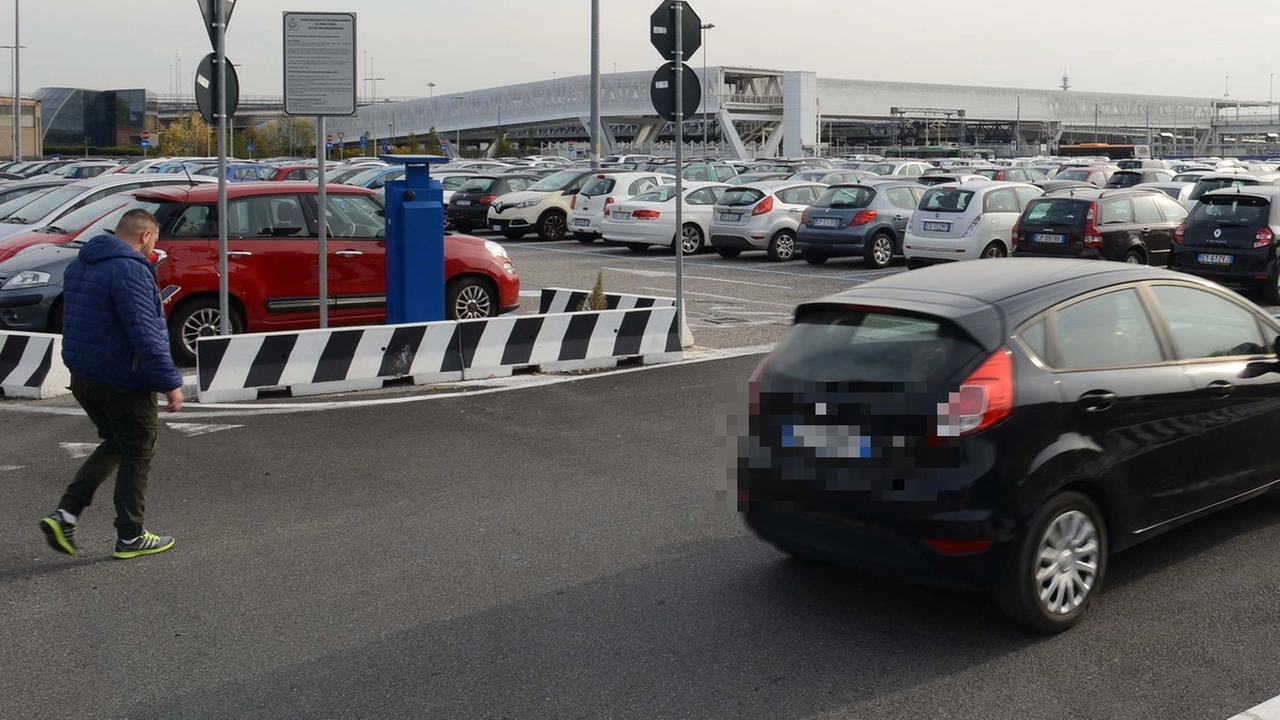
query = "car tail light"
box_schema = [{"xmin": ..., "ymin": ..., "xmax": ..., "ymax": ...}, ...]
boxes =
[
  {"xmin": 751, "ymin": 195, "xmax": 775, "ymax": 216},
  {"xmin": 1011, "ymin": 217, "xmax": 1022, "ymax": 248},
  {"xmin": 936, "ymin": 347, "xmax": 1014, "ymax": 438},
  {"xmin": 570, "ymin": 195, "xmax": 577, "ymax": 210},
  {"xmin": 961, "ymin": 214, "xmax": 984, "ymax": 237},
  {"xmin": 1173, "ymin": 222, "xmax": 1185, "ymax": 244},
  {"xmin": 850, "ymin": 209, "xmax": 878, "ymax": 226},
  {"xmin": 1256, "ymin": 227, "xmax": 1275, "ymax": 248},
  {"xmin": 995, "ymin": 170, "xmax": 1006, "ymax": 181},
  {"xmin": 603, "ymin": 196, "xmax": 615, "ymax": 216},
  {"xmin": 1084, "ymin": 201, "xmax": 1103, "ymax": 248},
  {"xmin": 801, "ymin": 209, "xmax": 810, "ymax": 224},
  {"xmin": 633, "ymin": 209, "xmax": 661, "ymax": 219},
  {"xmin": 479, "ymin": 194, "xmax": 498, "ymax": 205},
  {"xmin": 748, "ymin": 354, "xmax": 769, "ymax": 415}
]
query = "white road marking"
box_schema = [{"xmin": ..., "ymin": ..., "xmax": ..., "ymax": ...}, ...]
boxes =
[
  {"xmin": 638, "ymin": 287, "xmax": 795, "ymax": 307},
  {"xmin": 518, "ymin": 290, "xmax": 542, "ymax": 297},
  {"xmin": 1229, "ymin": 693, "xmax": 1280, "ymax": 719},
  {"xmin": 166, "ymin": 422, "xmax": 245, "ymax": 437},
  {"xmin": 0, "ymin": 465, "xmax": 23, "ymax": 472},
  {"xmin": 603, "ymin": 266, "xmax": 791, "ymax": 289},
  {"xmin": 600, "ymin": 267, "xmax": 670, "ymax": 278},
  {"xmin": 60, "ymin": 442, "xmax": 99, "ymax": 459}
]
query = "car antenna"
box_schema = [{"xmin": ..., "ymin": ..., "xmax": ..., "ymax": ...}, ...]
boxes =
[{"xmin": 181, "ymin": 161, "xmax": 196, "ymax": 187}]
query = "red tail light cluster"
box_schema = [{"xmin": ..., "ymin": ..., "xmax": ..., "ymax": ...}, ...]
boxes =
[
  {"xmin": 801, "ymin": 209, "xmax": 810, "ymax": 224},
  {"xmin": 1173, "ymin": 222, "xmax": 1185, "ymax": 244},
  {"xmin": 1256, "ymin": 227, "xmax": 1275, "ymax": 248},
  {"xmin": 936, "ymin": 347, "xmax": 1014, "ymax": 438},
  {"xmin": 632, "ymin": 209, "xmax": 661, "ymax": 220},
  {"xmin": 850, "ymin": 209, "xmax": 878, "ymax": 226},
  {"xmin": 570, "ymin": 195, "xmax": 578, "ymax": 210},
  {"xmin": 751, "ymin": 195, "xmax": 775, "ymax": 216},
  {"xmin": 479, "ymin": 194, "xmax": 498, "ymax": 205},
  {"xmin": 603, "ymin": 196, "xmax": 616, "ymax": 216},
  {"xmin": 1083, "ymin": 201, "xmax": 1103, "ymax": 248},
  {"xmin": 1011, "ymin": 217, "xmax": 1022, "ymax": 248}
]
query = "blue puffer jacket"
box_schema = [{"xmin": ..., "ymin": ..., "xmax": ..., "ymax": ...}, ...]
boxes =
[{"xmin": 61, "ymin": 234, "xmax": 183, "ymax": 392}]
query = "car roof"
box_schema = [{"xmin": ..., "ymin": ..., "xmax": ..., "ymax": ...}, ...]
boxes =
[
  {"xmin": 1202, "ymin": 185, "xmax": 1280, "ymax": 198},
  {"xmin": 133, "ymin": 181, "xmax": 378, "ymax": 203}
]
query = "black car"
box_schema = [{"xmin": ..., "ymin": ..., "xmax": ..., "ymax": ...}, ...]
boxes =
[
  {"xmin": 1104, "ymin": 168, "xmax": 1175, "ymax": 188},
  {"xmin": 1012, "ymin": 188, "xmax": 1188, "ymax": 265},
  {"xmin": 445, "ymin": 173, "xmax": 540, "ymax": 232},
  {"xmin": 1168, "ymin": 186, "xmax": 1280, "ymax": 302},
  {"xmin": 738, "ymin": 258, "xmax": 1280, "ymax": 632}
]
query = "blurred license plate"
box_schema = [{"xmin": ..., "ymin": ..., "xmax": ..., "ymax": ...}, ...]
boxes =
[
  {"xmin": 612, "ymin": 211, "xmax": 630, "ymax": 221},
  {"xmin": 572, "ymin": 218, "xmax": 591, "ymax": 227},
  {"xmin": 719, "ymin": 212, "xmax": 742, "ymax": 222},
  {"xmin": 814, "ymin": 218, "xmax": 840, "ymax": 228},
  {"xmin": 922, "ymin": 221, "xmax": 951, "ymax": 232},
  {"xmin": 1198, "ymin": 253, "xmax": 1233, "ymax": 265},
  {"xmin": 782, "ymin": 424, "xmax": 871, "ymax": 459},
  {"xmin": 455, "ymin": 200, "xmax": 472, "ymax": 206},
  {"xmin": 1034, "ymin": 233, "xmax": 1066, "ymax": 244},
  {"xmin": 490, "ymin": 224, "xmax": 501, "ymax": 232}
]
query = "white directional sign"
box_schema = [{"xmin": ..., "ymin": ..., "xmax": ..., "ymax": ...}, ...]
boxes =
[{"xmin": 282, "ymin": 12, "xmax": 357, "ymax": 116}]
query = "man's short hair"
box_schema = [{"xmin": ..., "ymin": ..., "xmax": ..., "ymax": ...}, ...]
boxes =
[{"xmin": 115, "ymin": 208, "xmax": 160, "ymax": 240}]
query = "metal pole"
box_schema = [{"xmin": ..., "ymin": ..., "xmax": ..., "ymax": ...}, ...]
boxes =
[
  {"xmin": 674, "ymin": 1, "xmax": 691, "ymax": 348},
  {"xmin": 12, "ymin": 0, "xmax": 19, "ymax": 161},
  {"xmin": 702, "ymin": 25, "xmax": 708, "ymax": 150},
  {"xmin": 317, "ymin": 116, "xmax": 328, "ymax": 328},
  {"xmin": 216, "ymin": 0, "xmax": 229, "ymax": 335},
  {"xmin": 589, "ymin": 0, "xmax": 601, "ymax": 169}
]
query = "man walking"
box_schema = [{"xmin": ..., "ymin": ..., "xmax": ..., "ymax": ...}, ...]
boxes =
[{"xmin": 40, "ymin": 208, "xmax": 185, "ymax": 560}]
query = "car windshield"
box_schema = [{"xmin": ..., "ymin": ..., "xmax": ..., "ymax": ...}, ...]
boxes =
[
  {"xmin": 631, "ymin": 187, "xmax": 680, "ymax": 203},
  {"xmin": 0, "ymin": 185, "xmax": 83, "ymax": 223},
  {"xmin": 812, "ymin": 187, "xmax": 873, "ymax": 209},
  {"xmin": 38, "ymin": 195, "xmax": 131, "ymax": 233},
  {"xmin": 65, "ymin": 199, "xmax": 165, "ymax": 246},
  {"xmin": 1023, "ymin": 199, "xmax": 1090, "ymax": 226},
  {"xmin": 0, "ymin": 186, "xmax": 55, "ymax": 216},
  {"xmin": 528, "ymin": 170, "xmax": 581, "ymax": 192},
  {"xmin": 1056, "ymin": 169, "xmax": 1097, "ymax": 182},
  {"xmin": 761, "ymin": 308, "xmax": 983, "ymax": 385},
  {"xmin": 718, "ymin": 188, "xmax": 765, "ymax": 207},
  {"xmin": 919, "ymin": 188, "xmax": 975, "ymax": 213},
  {"xmin": 457, "ymin": 177, "xmax": 498, "ymax": 193},
  {"xmin": 345, "ymin": 167, "xmax": 389, "ymax": 186},
  {"xmin": 1109, "ymin": 173, "xmax": 1141, "ymax": 187},
  {"xmin": 1173, "ymin": 173, "xmax": 1206, "ymax": 183},
  {"xmin": 581, "ymin": 177, "xmax": 616, "ymax": 196},
  {"xmin": 1190, "ymin": 177, "xmax": 1258, "ymax": 200},
  {"xmin": 865, "ymin": 164, "xmax": 896, "ymax": 175},
  {"xmin": 1190, "ymin": 195, "xmax": 1270, "ymax": 225}
]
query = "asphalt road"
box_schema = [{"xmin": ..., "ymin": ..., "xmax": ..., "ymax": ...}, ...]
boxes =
[{"xmin": 3, "ymin": 355, "xmax": 1280, "ymax": 719}]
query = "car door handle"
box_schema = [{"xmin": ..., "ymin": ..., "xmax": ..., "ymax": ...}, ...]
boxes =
[
  {"xmin": 335, "ymin": 250, "xmax": 363, "ymax": 258},
  {"xmin": 787, "ymin": 208, "xmax": 802, "ymax": 213},
  {"xmin": 1077, "ymin": 390, "xmax": 1117, "ymax": 412},
  {"xmin": 227, "ymin": 250, "xmax": 252, "ymax": 258},
  {"xmin": 1203, "ymin": 380, "xmax": 1235, "ymax": 398}
]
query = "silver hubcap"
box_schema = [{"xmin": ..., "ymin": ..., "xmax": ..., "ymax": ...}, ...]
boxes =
[
  {"xmin": 1126, "ymin": 254, "xmax": 1142, "ymax": 264},
  {"xmin": 873, "ymin": 236, "xmax": 893, "ymax": 266},
  {"xmin": 1035, "ymin": 510, "xmax": 1099, "ymax": 616},
  {"xmin": 984, "ymin": 245, "xmax": 1004, "ymax": 258},
  {"xmin": 544, "ymin": 215, "xmax": 565, "ymax": 238},
  {"xmin": 182, "ymin": 308, "xmax": 222, "ymax": 355},
  {"xmin": 455, "ymin": 284, "xmax": 492, "ymax": 319},
  {"xmin": 775, "ymin": 233, "xmax": 795, "ymax": 259},
  {"xmin": 681, "ymin": 227, "xmax": 701, "ymax": 254}
]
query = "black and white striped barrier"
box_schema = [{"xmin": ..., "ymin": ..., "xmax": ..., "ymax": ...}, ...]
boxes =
[
  {"xmin": 0, "ymin": 331, "xmax": 70, "ymax": 399},
  {"xmin": 196, "ymin": 305, "xmax": 681, "ymax": 403},
  {"xmin": 538, "ymin": 287, "xmax": 677, "ymax": 314}
]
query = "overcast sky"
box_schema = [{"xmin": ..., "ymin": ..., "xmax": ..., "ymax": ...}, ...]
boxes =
[{"xmin": 8, "ymin": 0, "xmax": 1278, "ymax": 101}]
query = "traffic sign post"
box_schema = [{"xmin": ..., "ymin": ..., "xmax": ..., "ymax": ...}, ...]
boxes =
[
  {"xmin": 195, "ymin": 0, "xmax": 239, "ymax": 337},
  {"xmin": 140, "ymin": 130, "xmax": 151, "ymax": 156}
]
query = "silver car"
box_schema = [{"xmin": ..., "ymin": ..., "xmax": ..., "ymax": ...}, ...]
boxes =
[{"xmin": 708, "ymin": 180, "xmax": 826, "ymax": 261}]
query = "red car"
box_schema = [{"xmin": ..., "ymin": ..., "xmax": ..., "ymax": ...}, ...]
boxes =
[
  {"xmin": 264, "ymin": 165, "xmax": 322, "ymax": 182},
  {"xmin": 124, "ymin": 182, "xmax": 519, "ymax": 362}
]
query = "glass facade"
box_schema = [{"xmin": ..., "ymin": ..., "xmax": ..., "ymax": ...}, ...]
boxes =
[{"xmin": 35, "ymin": 87, "xmax": 157, "ymax": 147}]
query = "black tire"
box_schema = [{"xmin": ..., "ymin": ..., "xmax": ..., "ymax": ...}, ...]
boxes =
[
  {"xmin": 47, "ymin": 296, "xmax": 64, "ymax": 334},
  {"xmin": 1267, "ymin": 271, "xmax": 1280, "ymax": 305},
  {"xmin": 453, "ymin": 222, "xmax": 473, "ymax": 233},
  {"xmin": 537, "ymin": 211, "xmax": 568, "ymax": 241},
  {"xmin": 981, "ymin": 241, "xmax": 1007, "ymax": 259},
  {"xmin": 997, "ymin": 491, "xmax": 1108, "ymax": 634},
  {"xmin": 168, "ymin": 297, "xmax": 244, "ymax": 366},
  {"xmin": 767, "ymin": 230, "xmax": 798, "ymax": 262},
  {"xmin": 625, "ymin": 243, "xmax": 649, "ymax": 253},
  {"xmin": 447, "ymin": 276, "xmax": 497, "ymax": 320},
  {"xmin": 574, "ymin": 232, "xmax": 597, "ymax": 244},
  {"xmin": 906, "ymin": 258, "xmax": 926, "ymax": 270},
  {"xmin": 676, "ymin": 223, "xmax": 705, "ymax": 255},
  {"xmin": 864, "ymin": 232, "xmax": 895, "ymax": 269},
  {"xmin": 501, "ymin": 230, "xmax": 526, "ymax": 241},
  {"xmin": 1123, "ymin": 250, "xmax": 1144, "ymax": 265},
  {"xmin": 802, "ymin": 253, "xmax": 829, "ymax": 265},
  {"xmin": 716, "ymin": 247, "xmax": 742, "ymax": 259}
]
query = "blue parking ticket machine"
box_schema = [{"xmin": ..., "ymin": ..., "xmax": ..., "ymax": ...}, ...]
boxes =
[{"xmin": 380, "ymin": 155, "xmax": 451, "ymax": 324}]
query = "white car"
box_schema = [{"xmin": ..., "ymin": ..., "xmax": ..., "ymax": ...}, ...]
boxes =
[
  {"xmin": 0, "ymin": 173, "xmax": 217, "ymax": 242},
  {"xmin": 902, "ymin": 181, "xmax": 1044, "ymax": 268},
  {"xmin": 600, "ymin": 181, "xmax": 730, "ymax": 254},
  {"xmin": 567, "ymin": 171, "xmax": 674, "ymax": 243},
  {"xmin": 487, "ymin": 168, "xmax": 623, "ymax": 241},
  {"xmin": 707, "ymin": 180, "xmax": 827, "ymax": 261}
]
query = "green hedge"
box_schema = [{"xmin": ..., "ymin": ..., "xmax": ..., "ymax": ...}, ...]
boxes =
[{"xmin": 41, "ymin": 145, "xmax": 147, "ymax": 158}]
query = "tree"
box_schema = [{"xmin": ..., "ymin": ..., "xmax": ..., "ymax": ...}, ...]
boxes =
[
  {"xmin": 495, "ymin": 131, "xmax": 516, "ymax": 158},
  {"xmin": 405, "ymin": 132, "xmax": 421, "ymax": 154},
  {"xmin": 158, "ymin": 113, "xmax": 214, "ymax": 157},
  {"xmin": 579, "ymin": 271, "xmax": 608, "ymax": 311},
  {"xmin": 423, "ymin": 127, "xmax": 443, "ymax": 155},
  {"xmin": 251, "ymin": 117, "xmax": 316, "ymax": 158}
]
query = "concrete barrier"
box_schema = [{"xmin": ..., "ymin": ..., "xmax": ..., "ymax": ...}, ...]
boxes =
[
  {"xmin": 0, "ymin": 331, "xmax": 71, "ymax": 399},
  {"xmin": 538, "ymin": 287, "xmax": 676, "ymax": 314}
]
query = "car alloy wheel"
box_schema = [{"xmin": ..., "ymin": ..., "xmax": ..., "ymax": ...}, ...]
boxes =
[
  {"xmin": 1034, "ymin": 510, "xmax": 1100, "ymax": 617},
  {"xmin": 182, "ymin": 307, "xmax": 223, "ymax": 358},
  {"xmin": 452, "ymin": 282, "xmax": 493, "ymax": 319},
  {"xmin": 982, "ymin": 242, "xmax": 1007, "ymax": 259},
  {"xmin": 869, "ymin": 233, "xmax": 894, "ymax": 268},
  {"xmin": 680, "ymin": 224, "xmax": 704, "ymax": 255},
  {"xmin": 539, "ymin": 212, "xmax": 567, "ymax": 241},
  {"xmin": 768, "ymin": 231, "xmax": 796, "ymax": 261},
  {"xmin": 1124, "ymin": 251, "xmax": 1143, "ymax": 265}
]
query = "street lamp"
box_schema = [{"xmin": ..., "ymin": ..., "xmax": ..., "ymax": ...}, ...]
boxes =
[
  {"xmin": 8, "ymin": 0, "xmax": 20, "ymax": 161},
  {"xmin": 1225, "ymin": 75, "xmax": 1230, "ymax": 99},
  {"xmin": 427, "ymin": 82, "xmax": 435, "ymax": 99},
  {"xmin": 706, "ymin": 22, "xmax": 716, "ymax": 149},
  {"xmin": 451, "ymin": 95, "xmax": 465, "ymax": 158},
  {"xmin": 1094, "ymin": 102, "xmax": 1100, "ymax": 143}
]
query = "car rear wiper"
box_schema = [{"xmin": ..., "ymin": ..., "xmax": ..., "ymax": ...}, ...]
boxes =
[
  {"xmin": 42, "ymin": 225, "xmax": 68, "ymax": 234},
  {"xmin": 1, "ymin": 216, "xmax": 29, "ymax": 224}
]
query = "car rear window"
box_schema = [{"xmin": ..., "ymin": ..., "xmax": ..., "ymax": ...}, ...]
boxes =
[
  {"xmin": 1056, "ymin": 169, "xmax": 1096, "ymax": 182},
  {"xmin": 1189, "ymin": 195, "xmax": 1270, "ymax": 225},
  {"xmin": 632, "ymin": 187, "xmax": 680, "ymax": 203},
  {"xmin": 581, "ymin": 177, "xmax": 616, "ymax": 196},
  {"xmin": 919, "ymin": 188, "xmax": 975, "ymax": 213},
  {"xmin": 1190, "ymin": 177, "xmax": 1257, "ymax": 200},
  {"xmin": 458, "ymin": 178, "xmax": 498, "ymax": 193},
  {"xmin": 761, "ymin": 309, "xmax": 984, "ymax": 385},
  {"xmin": 719, "ymin": 188, "xmax": 765, "ymax": 207},
  {"xmin": 812, "ymin": 187, "xmax": 874, "ymax": 209},
  {"xmin": 1109, "ymin": 172, "xmax": 1141, "ymax": 187},
  {"xmin": 1022, "ymin": 199, "xmax": 1091, "ymax": 226},
  {"xmin": 865, "ymin": 164, "xmax": 895, "ymax": 175}
]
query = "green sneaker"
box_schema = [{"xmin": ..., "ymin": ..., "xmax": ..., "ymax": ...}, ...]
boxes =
[
  {"xmin": 40, "ymin": 512, "xmax": 78, "ymax": 556},
  {"xmin": 113, "ymin": 531, "xmax": 175, "ymax": 560}
]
